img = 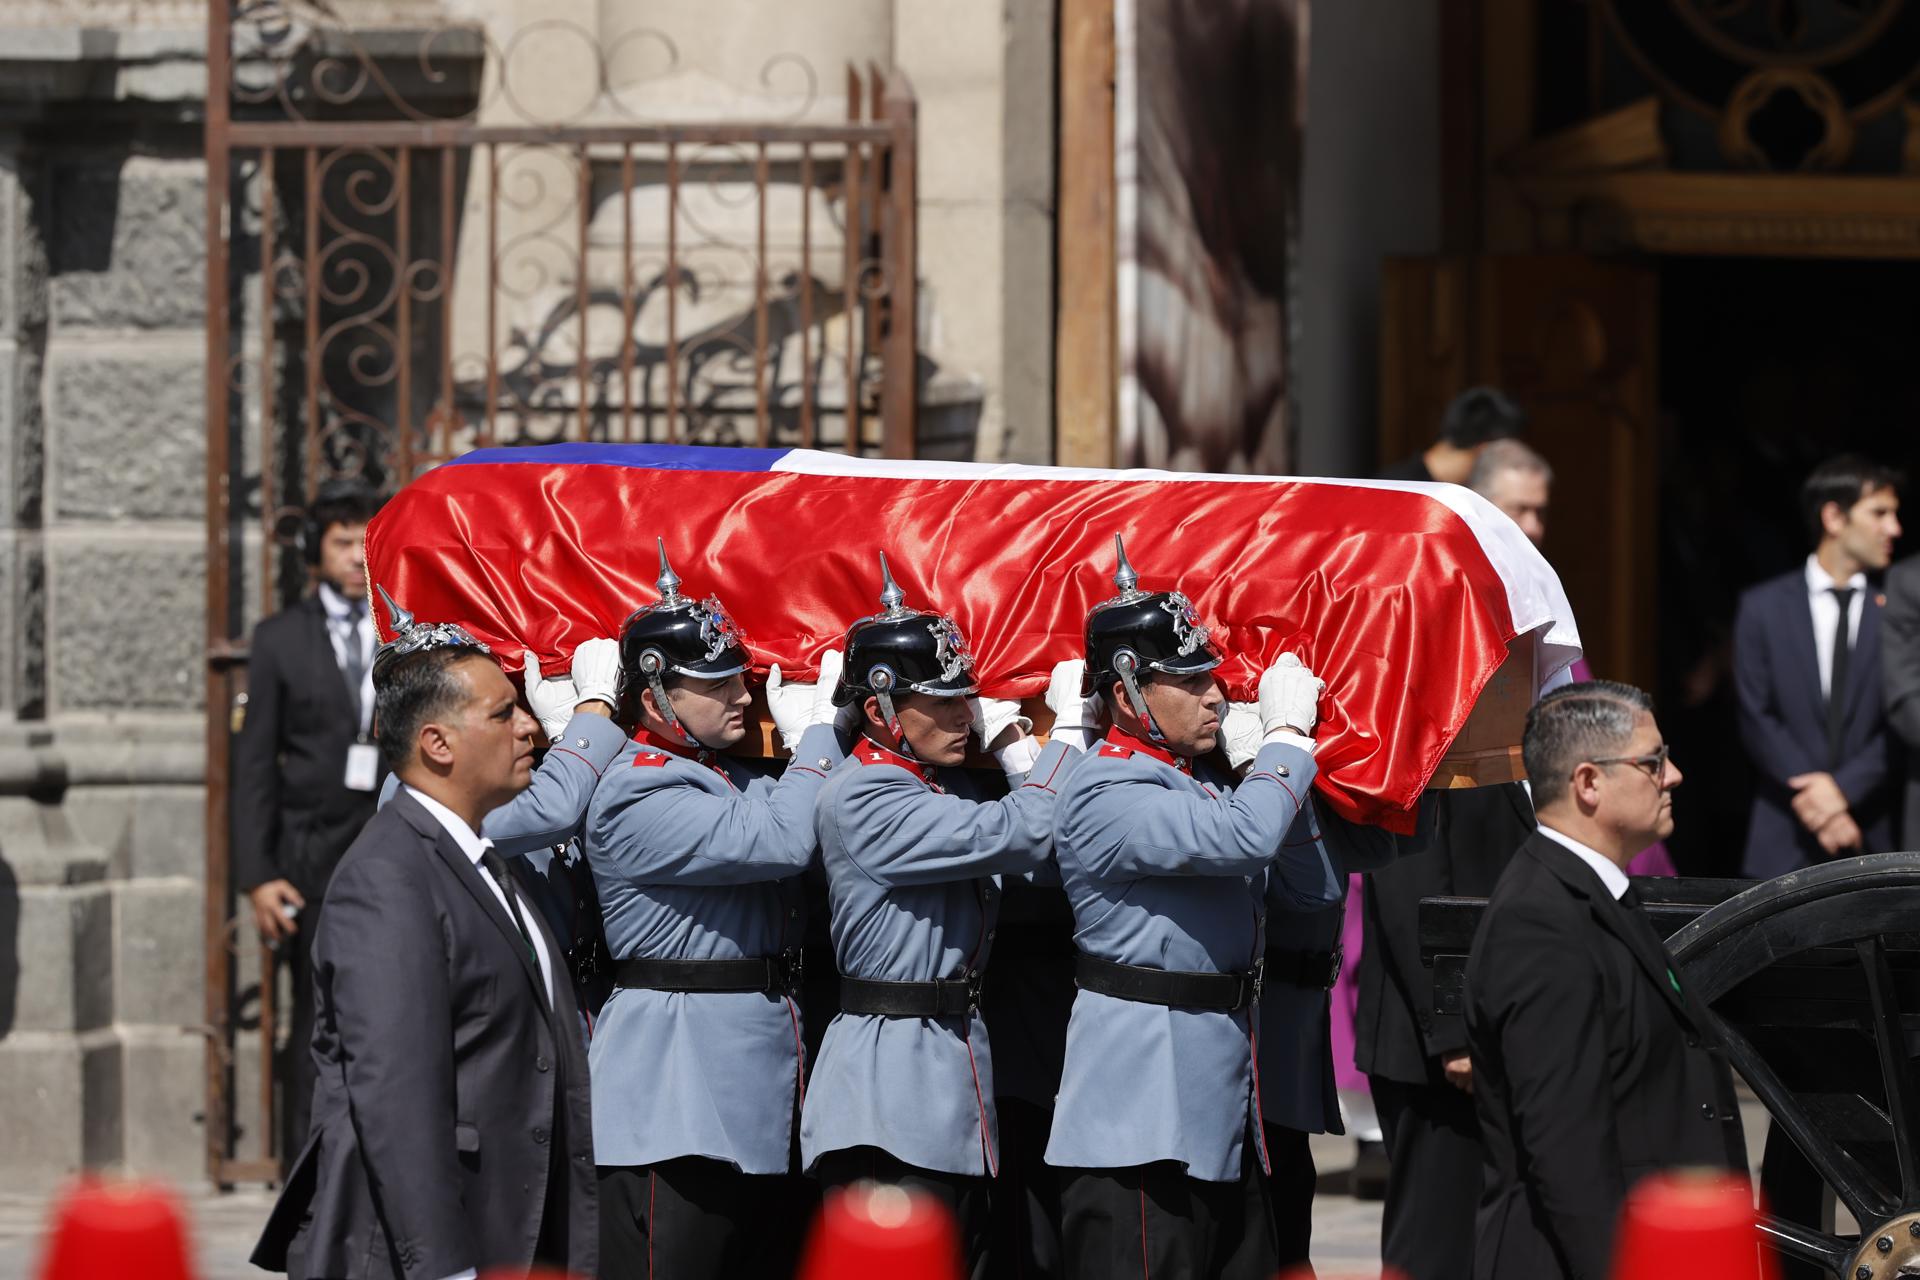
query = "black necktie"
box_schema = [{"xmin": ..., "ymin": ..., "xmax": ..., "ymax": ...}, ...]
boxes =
[
  {"xmin": 341, "ymin": 598, "xmax": 368, "ymax": 727},
  {"xmin": 1828, "ymin": 586, "xmax": 1855, "ymax": 769},
  {"xmin": 480, "ymin": 848, "xmax": 548, "ymax": 1007},
  {"xmin": 1618, "ymin": 884, "xmax": 1685, "ymax": 1000}
]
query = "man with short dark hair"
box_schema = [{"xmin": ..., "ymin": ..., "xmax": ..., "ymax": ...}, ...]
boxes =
[
  {"xmin": 1465, "ymin": 682, "xmax": 1745, "ymax": 1280},
  {"xmin": 1380, "ymin": 386, "xmax": 1527, "ymax": 484},
  {"xmin": 232, "ymin": 479, "xmax": 385, "ymax": 1165},
  {"xmin": 252, "ymin": 596, "xmax": 598, "ymax": 1280},
  {"xmin": 1734, "ymin": 454, "xmax": 1902, "ymax": 875}
]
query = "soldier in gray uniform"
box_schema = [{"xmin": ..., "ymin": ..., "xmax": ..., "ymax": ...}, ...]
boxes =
[
  {"xmin": 1047, "ymin": 537, "xmax": 1342, "ymax": 1280},
  {"xmin": 800, "ymin": 554, "xmax": 1079, "ymax": 1280},
  {"xmin": 581, "ymin": 543, "xmax": 849, "ymax": 1279}
]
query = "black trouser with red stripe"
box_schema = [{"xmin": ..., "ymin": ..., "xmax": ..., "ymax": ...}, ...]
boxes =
[
  {"xmin": 1056, "ymin": 1132, "xmax": 1279, "ymax": 1280},
  {"xmin": 597, "ymin": 1158, "xmax": 812, "ymax": 1279}
]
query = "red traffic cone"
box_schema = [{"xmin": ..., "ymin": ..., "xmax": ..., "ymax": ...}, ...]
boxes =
[
  {"xmin": 35, "ymin": 1179, "xmax": 195, "ymax": 1280},
  {"xmin": 796, "ymin": 1181, "xmax": 962, "ymax": 1280},
  {"xmin": 1611, "ymin": 1168, "xmax": 1777, "ymax": 1280}
]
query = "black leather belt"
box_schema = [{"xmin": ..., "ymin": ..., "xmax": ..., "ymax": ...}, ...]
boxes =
[
  {"xmin": 1074, "ymin": 952, "xmax": 1262, "ymax": 1012},
  {"xmin": 1264, "ymin": 944, "xmax": 1344, "ymax": 991},
  {"xmin": 838, "ymin": 972, "xmax": 980, "ymax": 1018},
  {"xmin": 613, "ymin": 951, "xmax": 800, "ymax": 995}
]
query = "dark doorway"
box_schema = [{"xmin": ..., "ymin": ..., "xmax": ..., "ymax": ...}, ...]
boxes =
[{"xmin": 1656, "ymin": 256, "xmax": 1920, "ymax": 876}]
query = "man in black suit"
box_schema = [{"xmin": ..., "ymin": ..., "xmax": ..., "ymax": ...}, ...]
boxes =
[
  {"xmin": 1378, "ymin": 386, "xmax": 1526, "ymax": 484},
  {"xmin": 252, "ymin": 598, "xmax": 596, "ymax": 1280},
  {"xmin": 232, "ymin": 482, "xmax": 384, "ymax": 1165},
  {"xmin": 1734, "ymin": 454, "xmax": 1902, "ymax": 877},
  {"xmin": 1351, "ymin": 436, "xmax": 1553, "ymax": 1279},
  {"xmin": 1466, "ymin": 681, "xmax": 1745, "ymax": 1280},
  {"xmin": 1884, "ymin": 551, "xmax": 1920, "ymax": 850}
]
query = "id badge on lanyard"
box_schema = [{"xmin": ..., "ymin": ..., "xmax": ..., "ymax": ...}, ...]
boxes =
[{"xmin": 344, "ymin": 735, "xmax": 380, "ymax": 792}]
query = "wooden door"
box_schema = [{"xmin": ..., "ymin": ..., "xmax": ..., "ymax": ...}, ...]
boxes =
[{"xmin": 1381, "ymin": 254, "xmax": 1659, "ymax": 691}]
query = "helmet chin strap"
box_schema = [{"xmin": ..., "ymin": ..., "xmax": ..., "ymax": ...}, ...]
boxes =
[
  {"xmin": 1114, "ymin": 652, "xmax": 1168, "ymax": 746},
  {"xmin": 869, "ymin": 670, "xmax": 920, "ymax": 761},
  {"xmin": 640, "ymin": 657, "xmax": 709, "ymax": 751}
]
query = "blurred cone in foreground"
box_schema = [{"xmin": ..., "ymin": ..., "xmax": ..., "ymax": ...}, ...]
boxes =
[
  {"xmin": 36, "ymin": 1179, "xmax": 194, "ymax": 1280},
  {"xmin": 797, "ymin": 1180, "xmax": 961, "ymax": 1280},
  {"xmin": 1612, "ymin": 1168, "xmax": 1778, "ymax": 1280}
]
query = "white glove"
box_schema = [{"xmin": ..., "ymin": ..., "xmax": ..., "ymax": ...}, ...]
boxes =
[
  {"xmin": 1258, "ymin": 652, "xmax": 1324, "ymax": 741},
  {"xmin": 969, "ymin": 695, "xmax": 1033, "ymax": 750},
  {"xmin": 569, "ymin": 636, "xmax": 621, "ymax": 709},
  {"xmin": 523, "ymin": 650, "xmax": 581, "ymax": 741},
  {"xmin": 813, "ymin": 649, "xmax": 847, "ymax": 731},
  {"xmin": 1044, "ymin": 659, "xmax": 1094, "ymax": 751},
  {"xmin": 764, "ymin": 663, "xmax": 814, "ymax": 752},
  {"xmin": 1220, "ymin": 701, "xmax": 1263, "ymax": 770}
]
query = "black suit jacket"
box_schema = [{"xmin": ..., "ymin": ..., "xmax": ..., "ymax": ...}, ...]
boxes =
[
  {"xmin": 1882, "ymin": 555, "xmax": 1920, "ymax": 851},
  {"xmin": 1355, "ymin": 784, "xmax": 1533, "ymax": 1084},
  {"xmin": 1734, "ymin": 567, "xmax": 1895, "ymax": 876},
  {"xmin": 251, "ymin": 790, "xmax": 598, "ymax": 1279},
  {"xmin": 1465, "ymin": 832, "xmax": 1745, "ymax": 1280},
  {"xmin": 232, "ymin": 596, "xmax": 380, "ymax": 898}
]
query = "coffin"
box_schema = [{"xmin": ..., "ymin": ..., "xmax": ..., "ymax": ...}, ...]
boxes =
[{"xmin": 364, "ymin": 445, "xmax": 1579, "ymax": 832}]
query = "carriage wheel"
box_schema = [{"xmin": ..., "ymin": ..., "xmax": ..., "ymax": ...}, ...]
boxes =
[{"xmin": 1665, "ymin": 852, "xmax": 1920, "ymax": 1280}]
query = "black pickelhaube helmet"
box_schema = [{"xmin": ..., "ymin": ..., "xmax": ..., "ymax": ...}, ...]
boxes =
[
  {"xmin": 832, "ymin": 552, "xmax": 979, "ymax": 736},
  {"xmin": 371, "ymin": 585, "xmax": 490, "ymax": 685},
  {"xmin": 1082, "ymin": 533, "xmax": 1223, "ymax": 729},
  {"xmin": 620, "ymin": 538, "xmax": 751, "ymax": 747}
]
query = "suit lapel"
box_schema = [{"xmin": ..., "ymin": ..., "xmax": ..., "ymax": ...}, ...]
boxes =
[
  {"xmin": 393, "ymin": 791, "xmax": 553, "ymax": 1011},
  {"xmin": 303, "ymin": 596, "xmax": 357, "ymax": 723},
  {"xmin": 1527, "ymin": 835, "xmax": 1695, "ymax": 1026},
  {"xmin": 1780, "ymin": 576, "xmax": 1827, "ymax": 729},
  {"xmin": 1842, "ymin": 589, "xmax": 1883, "ymax": 726}
]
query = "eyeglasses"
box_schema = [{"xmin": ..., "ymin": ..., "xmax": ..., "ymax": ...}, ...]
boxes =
[{"xmin": 1586, "ymin": 743, "xmax": 1671, "ymax": 783}]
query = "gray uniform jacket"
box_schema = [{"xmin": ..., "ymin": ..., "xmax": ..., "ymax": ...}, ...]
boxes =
[
  {"xmin": 250, "ymin": 791, "xmax": 597, "ymax": 1279},
  {"xmin": 1046, "ymin": 730, "xmax": 1338, "ymax": 1181},
  {"xmin": 581, "ymin": 722, "xmax": 843, "ymax": 1173},
  {"xmin": 1256, "ymin": 798, "xmax": 1398, "ymax": 1134},
  {"xmin": 375, "ymin": 711, "xmax": 628, "ymax": 855},
  {"xmin": 800, "ymin": 735, "xmax": 1077, "ymax": 1178}
]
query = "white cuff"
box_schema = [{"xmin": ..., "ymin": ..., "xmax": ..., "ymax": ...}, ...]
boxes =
[
  {"xmin": 1049, "ymin": 724, "xmax": 1096, "ymax": 752},
  {"xmin": 992, "ymin": 734, "xmax": 1045, "ymax": 778},
  {"xmin": 1261, "ymin": 728, "xmax": 1317, "ymax": 755}
]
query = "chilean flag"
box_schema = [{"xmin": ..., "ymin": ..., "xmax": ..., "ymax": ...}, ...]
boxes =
[{"xmin": 365, "ymin": 443, "xmax": 1579, "ymax": 830}]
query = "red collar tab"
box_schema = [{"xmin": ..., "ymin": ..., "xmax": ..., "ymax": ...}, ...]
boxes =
[
  {"xmin": 1103, "ymin": 725, "xmax": 1192, "ymax": 774},
  {"xmin": 855, "ymin": 736, "xmax": 940, "ymax": 788},
  {"xmin": 632, "ymin": 725, "xmax": 714, "ymax": 767}
]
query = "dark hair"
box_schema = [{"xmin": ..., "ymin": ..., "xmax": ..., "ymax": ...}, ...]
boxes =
[
  {"xmin": 1800, "ymin": 454, "xmax": 1902, "ymax": 547},
  {"xmin": 310, "ymin": 481, "xmax": 383, "ymax": 543},
  {"xmin": 374, "ymin": 647, "xmax": 488, "ymax": 771},
  {"xmin": 1522, "ymin": 679, "xmax": 1654, "ymax": 809},
  {"xmin": 1440, "ymin": 387, "xmax": 1526, "ymax": 448}
]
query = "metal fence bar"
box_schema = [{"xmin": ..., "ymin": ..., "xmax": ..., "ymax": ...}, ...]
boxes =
[
  {"xmin": 799, "ymin": 143, "xmax": 815, "ymax": 449},
  {"xmin": 576, "ymin": 145, "xmax": 591, "ymax": 440},
  {"xmin": 396, "ymin": 147, "xmax": 414, "ymax": 484},
  {"xmin": 258, "ymin": 148, "xmax": 277, "ymax": 614},
  {"xmin": 843, "ymin": 69, "xmax": 863, "ymax": 452},
  {"xmin": 439, "ymin": 147, "xmax": 455, "ymax": 462},
  {"xmin": 754, "ymin": 141, "xmax": 770, "ymax": 448},
  {"xmin": 620, "ymin": 143, "xmax": 635, "ymax": 443},
  {"xmin": 880, "ymin": 73, "xmax": 918, "ymax": 459},
  {"xmin": 227, "ymin": 121, "xmax": 894, "ymax": 148},
  {"xmin": 665, "ymin": 141, "xmax": 679, "ymax": 442},
  {"xmin": 484, "ymin": 143, "xmax": 498, "ymax": 447}
]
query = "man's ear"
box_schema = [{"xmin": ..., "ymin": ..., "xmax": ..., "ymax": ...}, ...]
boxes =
[
  {"xmin": 1568, "ymin": 760, "xmax": 1600, "ymax": 809},
  {"xmin": 863, "ymin": 694, "xmax": 885, "ymax": 732},
  {"xmin": 1822, "ymin": 498, "xmax": 1850, "ymax": 538},
  {"xmin": 417, "ymin": 721, "xmax": 456, "ymax": 769}
]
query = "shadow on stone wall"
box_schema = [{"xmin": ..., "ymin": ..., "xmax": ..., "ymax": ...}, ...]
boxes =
[{"xmin": 0, "ymin": 855, "xmax": 18, "ymax": 1036}]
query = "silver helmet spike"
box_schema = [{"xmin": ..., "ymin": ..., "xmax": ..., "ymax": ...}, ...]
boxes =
[
  {"xmin": 877, "ymin": 551, "xmax": 912, "ymax": 619},
  {"xmin": 655, "ymin": 537, "xmax": 684, "ymax": 607},
  {"xmin": 376, "ymin": 583, "xmax": 414, "ymax": 636},
  {"xmin": 1112, "ymin": 533, "xmax": 1145, "ymax": 602}
]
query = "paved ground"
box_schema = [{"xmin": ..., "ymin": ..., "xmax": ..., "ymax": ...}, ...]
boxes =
[{"xmin": 0, "ymin": 1136, "xmax": 1387, "ymax": 1278}]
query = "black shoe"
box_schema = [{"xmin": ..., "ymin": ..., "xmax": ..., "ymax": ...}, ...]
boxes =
[{"xmin": 1347, "ymin": 1138, "xmax": 1389, "ymax": 1200}]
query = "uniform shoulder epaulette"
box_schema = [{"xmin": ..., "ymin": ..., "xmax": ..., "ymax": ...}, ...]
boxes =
[
  {"xmin": 1097, "ymin": 743, "xmax": 1134, "ymax": 759},
  {"xmin": 632, "ymin": 750, "xmax": 670, "ymax": 768}
]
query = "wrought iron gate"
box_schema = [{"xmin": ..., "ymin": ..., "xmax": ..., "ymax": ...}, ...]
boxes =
[{"xmin": 202, "ymin": 0, "xmax": 918, "ymax": 1184}]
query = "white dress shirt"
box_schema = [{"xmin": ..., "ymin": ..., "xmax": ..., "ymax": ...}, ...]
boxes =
[
  {"xmin": 1537, "ymin": 821, "xmax": 1630, "ymax": 901},
  {"xmin": 1805, "ymin": 554, "xmax": 1867, "ymax": 699},
  {"xmin": 317, "ymin": 581, "xmax": 376, "ymax": 734},
  {"xmin": 403, "ymin": 784, "xmax": 556, "ymax": 1005}
]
